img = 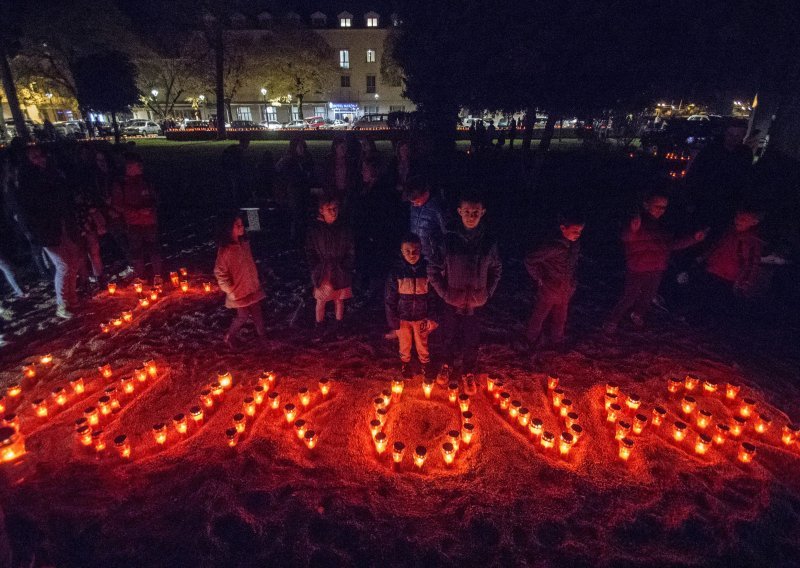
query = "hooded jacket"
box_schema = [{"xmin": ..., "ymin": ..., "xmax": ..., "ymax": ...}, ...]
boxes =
[
  {"xmin": 409, "ymin": 197, "xmax": 446, "ymax": 259},
  {"xmin": 214, "ymin": 239, "xmax": 266, "ymax": 309},
  {"xmin": 385, "ymin": 258, "xmax": 437, "ymax": 329},
  {"xmin": 305, "ymin": 219, "xmax": 355, "ymax": 290},
  {"xmin": 622, "ymin": 213, "xmax": 697, "ymax": 273},
  {"xmin": 525, "ymin": 237, "xmax": 580, "ymax": 298},
  {"xmin": 705, "ymin": 227, "xmax": 763, "ymax": 288}
]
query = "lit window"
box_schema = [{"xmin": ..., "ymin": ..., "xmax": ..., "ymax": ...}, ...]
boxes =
[
  {"xmin": 366, "ymin": 75, "xmax": 376, "ymax": 94},
  {"xmin": 366, "ymin": 17, "xmax": 378, "ymax": 27},
  {"xmin": 366, "ymin": 49, "xmax": 376, "ymax": 63},
  {"xmin": 341, "ymin": 75, "xmax": 350, "ymax": 88},
  {"xmin": 236, "ymin": 107, "xmax": 253, "ymax": 121},
  {"xmin": 339, "ymin": 50, "xmax": 349, "ymax": 68},
  {"xmin": 340, "ymin": 17, "xmax": 351, "ymax": 27}
]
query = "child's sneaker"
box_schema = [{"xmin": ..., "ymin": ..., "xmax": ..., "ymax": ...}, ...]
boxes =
[
  {"xmin": 420, "ymin": 363, "xmax": 431, "ymax": 380},
  {"xmin": 400, "ymin": 362, "xmax": 413, "ymax": 379},
  {"xmin": 56, "ymin": 305, "xmax": 74, "ymax": 320},
  {"xmin": 436, "ymin": 364, "xmax": 451, "ymax": 387}
]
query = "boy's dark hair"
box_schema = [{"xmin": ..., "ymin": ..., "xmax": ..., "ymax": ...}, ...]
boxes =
[
  {"xmin": 124, "ymin": 152, "xmax": 143, "ymax": 165},
  {"xmin": 400, "ymin": 232, "xmax": 422, "ymax": 245},
  {"xmin": 643, "ymin": 190, "xmax": 669, "ymax": 204},
  {"xmin": 404, "ymin": 175, "xmax": 430, "ymax": 199},
  {"xmin": 558, "ymin": 210, "xmax": 586, "ymax": 227},
  {"xmin": 215, "ymin": 210, "xmax": 244, "ymax": 247},
  {"xmin": 318, "ymin": 194, "xmax": 339, "ymax": 208},
  {"xmin": 458, "ymin": 190, "xmax": 485, "ymax": 208}
]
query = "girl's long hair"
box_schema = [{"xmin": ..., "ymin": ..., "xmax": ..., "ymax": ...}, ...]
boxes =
[{"xmin": 215, "ymin": 210, "xmax": 244, "ymax": 247}]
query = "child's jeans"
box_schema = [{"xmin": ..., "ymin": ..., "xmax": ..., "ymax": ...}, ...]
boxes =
[
  {"xmin": 607, "ymin": 270, "xmax": 664, "ymax": 326},
  {"xmin": 227, "ymin": 300, "xmax": 265, "ymax": 339},
  {"xmin": 527, "ymin": 293, "xmax": 571, "ymax": 345},
  {"xmin": 397, "ymin": 320, "xmax": 430, "ymax": 364}
]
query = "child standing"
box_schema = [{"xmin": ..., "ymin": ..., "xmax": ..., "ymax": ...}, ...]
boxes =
[
  {"xmin": 606, "ymin": 192, "xmax": 706, "ymax": 332},
  {"xmin": 385, "ymin": 234, "xmax": 438, "ymax": 378},
  {"xmin": 703, "ymin": 209, "xmax": 764, "ymax": 300},
  {"xmin": 525, "ymin": 214, "xmax": 584, "ymax": 349},
  {"xmin": 214, "ymin": 213, "xmax": 266, "ymax": 349},
  {"xmin": 305, "ymin": 197, "xmax": 355, "ymax": 335}
]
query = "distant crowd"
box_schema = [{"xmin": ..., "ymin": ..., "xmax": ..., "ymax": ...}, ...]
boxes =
[{"xmin": 0, "ymin": 124, "xmax": 785, "ymax": 388}]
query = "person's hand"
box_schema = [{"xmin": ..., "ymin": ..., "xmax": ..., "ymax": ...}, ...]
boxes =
[
  {"xmin": 630, "ymin": 215, "xmax": 641, "ymax": 232},
  {"xmin": 694, "ymin": 228, "xmax": 709, "ymax": 242}
]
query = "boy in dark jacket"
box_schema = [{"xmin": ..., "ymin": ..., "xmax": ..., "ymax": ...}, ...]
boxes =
[
  {"xmin": 525, "ymin": 214, "xmax": 584, "ymax": 348},
  {"xmin": 606, "ymin": 192, "xmax": 706, "ymax": 332},
  {"xmin": 703, "ymin": 208, "xmax": 764, "ymax": 300},
  {"xmin": 385, "ymin": 234, "xmax": 438, "ymax": 378}
]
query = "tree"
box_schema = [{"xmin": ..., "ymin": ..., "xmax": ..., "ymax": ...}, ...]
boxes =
[
  {"xmin": 73, "ymin": 51, "xmax": 139, "ymax": 143},
  {"xmin": 136, "ymin": 38, "xmax": 206, "ymax": 120},
  {"xmin": 0, "ymin": 0, "xmax": 29, "ymax": 140}
]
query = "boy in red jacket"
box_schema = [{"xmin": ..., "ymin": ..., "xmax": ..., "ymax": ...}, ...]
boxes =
[
  {"xmin": 704, "ymin": 209, "xmax": 763, "ymax": 298},
  {"xmin": 606, "ymin": 193, "xmax": 706, "ymax": 332}
]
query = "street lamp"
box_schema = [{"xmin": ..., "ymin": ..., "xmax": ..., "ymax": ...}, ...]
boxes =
[
  {"xmin": 260, "ymin": 88, "xmax": 268, "ymax": 121},
  {"xmin": 151, "ymin": 89, "xmax": 159, "ymax": 98}
]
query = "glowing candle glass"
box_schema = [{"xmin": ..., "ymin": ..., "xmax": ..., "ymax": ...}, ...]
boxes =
[
  {"xmin": 98, "ymin": 364, "xmax": 113, "ymax": 379},
  {"xmin": 509, "ymin": 400, "xmax": 521, "ymax": 419},
  {"xmin": 112, "ymin": 317, "xmax": 123, "ymax": 327},
  {"xmin": 552, "ymin": 388, "xmax": 565, "ymax": 408},
  {"xmin": 145, "ymin": 360, "xmax": 157, "ymax": 377},
  {"xmin": 376, "ymin": 408, "xmax": 388, "ymax": 426},
  {"xmin": 210, "ymin": 382, "xmax": 224, "ymax": 398},
  {"xmin": 422, "ymin": 378, "xmax": 434, "ymax": 399},
  {"xmin": 668, "ymin": 377, "xmax": 683, "ymax": 393},
  {"xmin": 233, "ymin": 413, "xmax": 246, "ymax": 433},
  {"xmin": 243, "ymin": 397, "xmax": 256, "ymax": 417},
  {"xmin": 703, "ymin": 380, "xmax": 718, "ymax": 395},
  {"xmin": 570, "ymin": 423, "xmax": 583, "ymax": 440},
  {"xmin": 226, "ymin": 427, "xmax": 239, "ymax": 448},
  {"xmin": 122, "ymin": 310, "xmax": 133, "ymax": 323},
  {"xmin": 374, "ymin": 432, "xmax": 388, "ymax": 454},
  {"xmin": 604, "ymin": 392, "xmax": 618, "ymax": 410},
  {"xmin": 605, "ymin": 382, "xmax": 619, "ymax": 395},
  {"xmin": 618, "ymin": 437, "xmax": 634, "ymax": 461},
  {"xmin": 32, "ymin": 398, "xmax": 48, "ymax": 418},
  {"xmin": 0, "ymin": 427, "xmax": 24, "ymax": 462},
  {"xmin": 304, "ymin": 430, "xmax": 317, "ymax": 449},
  {"xmin": 559, "ymin": 399, "xmax": 573, "ymax": 419},
  {"xmin": 499, "ymin": 391, "xmax": 511, "ymax": 410},
  {"xmin": 369, "ymin": 419, "xmax": 382, "ymax": 438},
  {"xmin": 529, "ymin": 418, "xmax": 544, "ymax": 438},
  {"xmin": 40, "ymin": 353, "xmax": 53, "ymax": 365},
  {"xmin": 318, "ymin": 378, "xmax": 330, "ymax": 397},
  {"xmin": 739, "ymin": 398, "xmax": 755, "ymax": 418},
  {"xmin": 486, "ymin": 375, "xmax": 497, "ymax": 392},
  {"xmin": 547, "ymin": 375, "xmax": 560, "ymax": 391},
  {"xmin": 681, "ymin": 396, "xmax": 696, "ymax": 415},
  {"xmin": 392, "ymin": 379, "xmax": 405, "ymax": 398},
  {"xmin": 2, "ymin": 414, "xmax": 19, "ymax": 432},
  {"xmin": 134, "ymin": 368, "xmax": 147, "ymax": 382},
  {"xmin": 152, "ymin": 423, "xmax": 167, "ymax": 445},
  {"xmin": 92, "ymin": 430, "xmax": 106, "ymax": 452},
  {"xmin": 695, "ymin": 433, "xmax": 712, "ymax": 455},
  {"xmin": 84, "ymin": 406, "xmax": 99, "ymax": 426},
  {"xmin": 51, "ymin": 386, "xmax": 67, "ymax": 406},
  {"xmin": 607, "ymin": 403, "xmax": 621, "ymax": 423},
  {"xmin": 381, "ymin": 389, "xmax": 392, "ymax": 406},
  {"xmin": 7, "ymin": 383, "xmax": 22, "ymax": 398},
  {"xmin": 725, "ymin": 383, "xmax": 740, "ymax": 400},
  {"xmin": 139, "ymin": 298, "xmax": 150, "ymax": 309},
  {"xmin": 173, "ymin": 413, "xmax": 188, "ymax": 434},
  {"xmin": 652, "ymin": 406, "xmax": 667, "ymax": 427},
  {"xmin": 616, "ymin": 420, "xmax": 632, "ymax": 441},
  {"xmin": 518, "ymin": 407, "xmax": 530, "ymax": 427},
  {"xmin": 179, "ymin": 267, "xmax": 188, "ymax": 277},
  {"xmin": 70, "ymin": 377, "xmax": 85, "ymax": 395},
  {"xmin": 632, "ymin": 413, "xmax": 648, "ymax": 434},
  {"xmin": 22, "ymin": 365, "xmax": 36, "ymax": 379},
  {"xmin": 414, "ymin": 446, "xmax": 427, "ymax": 469},
  {"xmin": 459, "ymin": 393, "xmax": 470, "ymax": 412},
  {"xmin": 673, "ymin": 421, "xmax": 687, "ymax": 442},
  {"xmin": 100, "ymin": 322, "xmax": 111, "ymax": 333},
  {"xmin": 754, "ymin": 414, "xmax": 772, "ymax": 434},
  {"xmin": 218, "ymin": 371, "xmax": 233, "ymax": 390},
  {"xmin": 714, "ymin": 423, "xmax": 729, "ymax": 445},
  {"xmin": 541, "ymin": 431, "xmax": 555, "ymax": 450},
  {"xmin": 684, "ymin": 374, "xmax": 699, "ymax": 391},
  {"xmin": 441, "ymin": 442, "xmax": 456, "ymax": 465},
  {"xmin": 738, "ymin": 442, "xmax": 756, "ymax": 464},
  {"xmin": 730, "ymin": 416, "xmax": 746, "ymax": 437},
  {"xmin": 180, "ymin": 280, "xmax": 189, "ymax": 293},
  {"xmin": 258, "ymin": 371, "xmax": 276, "ymax": 388},
  {"xmin": 190, "ymin": 405, "xmax": 204, "ymax": 425},
  {"xmin": 373, "ymin": 397, "xmax": 386, "ymax": 412},
  {"xmin": 0, "ymin": 396, "xmax": 4, "ymax": 414},
  {"xmin": 283, "ymin": 404, "xmax": 296, "ymax": 424},
  {"xmin": 76, "ymin": 425, "xmax": 92, "ymax": 446},
  {"xmin": 392, "ymin": 441, "xmax": 405, "ymax": 463},
  {"xmin": 121, "ymin": 377, "xmax": 135, "ymax": 395},
  {"xmin": 200, "ymin": 389, "xmax": 214, "ymax": 408},
  {"xmin": 114, "ymin": 435, "xmax": 131, "ymax": 458},
  {"xmin": 253, "ymin": 385, "xmax": 266, "ymax": 405},
  {"xmin": 294, "ymin": 419, "xmax": 307, "ymax": 439},
  {"xmin": 448, "ymin": 383, "xmax": 459, "ymax": 404},
  {"xmin": 462, "ymin": 423, "xmax": 475, "ymax": 445},
  {"xmin": 203, "ymin": 282, "xmax": 212, "ymax": 293},
  {"xmin": 299, "ymin": 387, "xmax": 311, "ymax": 407},
  {"xmin": 447, "ymin": 430, "xmax": 461, "ymax": 452},
  {"xmin": 492, "ymin": 380, "xmax": 504, "ymax": 399},
  {"xmin": 696, "ymin": 409, "xmax": 712, "ymax": 429},
  {"xmin": 133, "ymin": 280, "xmax": 143, "ymax": 294},
  {"xmin": 170, "ymin": 272, "xmax": 180, "ymax": 287},
  {"xmin": 268, "ymin": 392, "xmax": 280, "ymax": 410},
  {"xmin": 625, "ymin": 394, "xmax": 641, "ymax": 411},
  {"xmin": 149, "ymin": 289, "xmax": 159, "ymax": 302},
  {"xmin": 462, "ymin": 411, "xmax": 474, "ymax": 425},
  {"xmin": 559, "ymin": 432, "xmax": 575, "ymax": 457},
  {"xmin": 98, "ymin": 396, "xmax": 112, "ymax": 416},
  {"xmin": 782, "ymin": 424, "xmax": 800, "ymax": 445}
]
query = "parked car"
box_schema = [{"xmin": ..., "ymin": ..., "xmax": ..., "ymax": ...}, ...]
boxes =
[
  {"xmin": 324, "ymin": 119, "xmax": 349, "ymax": 129},
  {"xmin": 304, "ymin": 116, "xmax": 326, "ymax": 129},
  {"xmin": 123, "ymin": 120, "xmax": 161, "ymax": 136},
  {"xmin": 53, "ymin": 121, "xmax": 84, "ymax": 138},
  {"xmin": 352, "ymin": 113, "xmax": 390, "ymax": 130},
  {"xmin": 259, "ymin": 120, "xmax": 283, "ymax": 130},
  {"xmin": 283, "ymin": 120, "xmax": 307, "ymax": 129},
  {"xmin": 182, "ymin": 120, "xmax": 209, "ymax": 129},
  {"xmin": 3, "ymin": 119, "xmax": 39, "ymax": 139}
]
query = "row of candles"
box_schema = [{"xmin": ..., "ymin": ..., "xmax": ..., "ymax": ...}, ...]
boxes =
[
  {"xmin": 369, "ymin": 371, "xmax": 475, "ymax": 470},
  {"xmin": 487, "ymin": 374, "xmax": 584, "ymax": 458}
]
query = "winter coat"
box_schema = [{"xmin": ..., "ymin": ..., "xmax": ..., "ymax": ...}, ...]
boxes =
[
  {"xmin": 409, "ymin": 197, "xmax": 446, "ymax": 259},
  {"xmin": 705, "ymin": 227, "xmax": 763, "ymax": 289},
  {"xmin": 214, "ymin": 240, "xmax": 265, "ymax": 309},
  {"xmin": 525, "ymin": 237, "xmax": 580, "ymax": 299},
  {"xmin": 428, "ymin": 222, "xmax": 502, "ymax": 314},
  {"xmin": 305, "ymin": 220, "xmax": 355, "ymax": 291},
  {"xmin": 14, "ymin": 164, "xmax": 79, "ymax": 248},
  {"xmin": 110, "ymin": 176, "xmax": 158, "ymax": 227},
  {"xmin": 621, "ymin": 213, "xmax": 697, "ymax": 273},
  {"xmin": 385, "ymin": 258, "xmax": 437, "ymax": 329}
]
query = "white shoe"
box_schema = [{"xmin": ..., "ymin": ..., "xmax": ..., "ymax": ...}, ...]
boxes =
[{"xmin": 56, "ymin": 306, "xmax": 75, "ymax": 320}]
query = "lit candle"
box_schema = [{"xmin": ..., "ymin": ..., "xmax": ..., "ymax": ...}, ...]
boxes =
[
  {"xmin": 179, "ymin": 267, "xmax": 188, "ymax": 277},
  {"xmin": 233, "ymin": 412, "xmax": 246, "ymax": 433},
  {"xmin": 559, "ymin": 399, "xmax": 573, "ymax": 418},
  {"xmin": 243, "ymin": 397, "xmax": 256, "ymax": 417},
  {"xmin": 92, "ymin": 430, "xmax": 106, "ymax": 452},
  {"xmin": 253, "ymin": 385, "xmax": 266, "ymax": 405},
  {"xmin": 681, "ymin": 396, "xmax": 697, "ymax": 416},
  {"xmin": 616, "ymin": 420, "xmax": 631, "ymax": 441},
  {"xmin": 607, "ymin": 403, "xmax": 621, "ymax": 423},
  {"xmin": 218, "ymin": 371, "xmax": 233, "ymax": 390},
  {"xmin": 518, "ymin": 407, "xmax": 530, "ymax": 427},
  {"xmin": 75, "ymin": 417, "xmax": 88, "ymax": 431},
  {"xmin": 447, "ymin": 430, "xmax": 461, "ymax": 452},
  {"xmin": 76, "ymin": 425, "xmax": 92, "ymax": 446},
  {"xmin": 149, "ymin": 289, "xmax": 159, "ymax": 302},
  {"xmin": 605, "ymin": 382, "xmax": 619, "ymax": 395},
  {"xmin": 738, "ymin": 442, "xmax": 756, "ymax": 464},
  {"xmin": 625, "ymin": 393, "xmax": 641, "ymax": 410},
  {"xmin": 304, "ymin": 430, "xmax": 318, "ymax": 449},
  {"xmin": 462, "ymin": 423, "xmax": 475, "ymax": 445},
  {"xmin": 570, "ymin": 423, "xmax": 583, "ymax": 440},
  {"xmin": 552, "ymin": 388, "xmax": 565, "ymax": 408},
  {"xmin": 695, "ymin": 433, "xmax": 712, "ymax": 455},
  {"xmin": 441, "ymin": 442, "xmax": 456, "ymax": 465},
  {"xmin": 487, "ymin": 374, "xmax": 497, "ymax": 392},
  {"xmin": 714, "ymin": 423, "xmax": 729, "ymax": 445},
  {"xmin": 373, "ymin": 397, "xmax": 386, "ymax": 412},
  {"xmin": 210, "ymin": 382, "xmax": 224, "ymax": 398},
  {"xmin": 667, "ymin": 377, "xmax": 683, "ymax": 393},
  {"xmin": 299, "ymin": 387, "xmax": 311, "ymax": 407},
  {"xmin": 98, "ymin": 396, "xmax": 112, "ymax": 415},
  {"xmin": 70, "ymin": 377, "xmax": 85, "ymax": 395},
  {"xmin": 40, "ymin": 353, "xmax": 53, "ymax": 365},
  {"xmin": 203, "ymin": 282, "xmax": 212, "ymax": 293},
  {"xmin": 369, "ymin": 419, "xmax": 382, "ymax": 438},
  {"xmin": 2, "ymin": 414, "xmax": 19, "ymax": 432},
  {"xmin": 52, "ymin": 386, "xmax": 67, "ymax": 406},
  {"xmin": 100, "ymin": 322, "xmax": 111, "ymax": 333},
  {"xmin": 7, "ymin": 383, "xmax": 22, "ymax": 398},
  {"xmin": 190, "ymin": 405, "xmax": 204, "ymax": 425},
  {"xmin": 381, "ymin": 389, "xmax": 392, "ymax": 406},
  {"xmin": 462, "ymin": 411, "xmax": 474, "ymax": 425},
  {"xmin": 413, "ymin": 445, "xmax": 427, "ymax": 469},
  {"xmin": 114, "ymin": 435, "xmax": 131, "ymax": 458},
  {"xmin": 170, "ymin": 272, "xmax": 180, "ymax": 287},
  {"xmin": 32, "ymin": 398, "xmax": 48, "ymax": 418},
  {"xmin": 754, "ymin": 414, "xmax": 772, "ymax": 434},
  {"xmin": 509, "ymin": 400, "xmax": 521, "ymax": 419},
  {"xmin": 133, "ymin": 280, "xmax": 143, "ymax": 293},
  {"xmin": 173, "ymin": 413, "xmax": 188, "ymax": 434},
  {"xmin": 459, "ymin": 393, "xmax": 470, "ymax": 412},
  {"xmin": 540, "ymin": 431, "xmax": 555, "ymax": 450},
  {"xmin": 152, "ymin": 423, "xmax": 167, "ymax": 444},
  {"xmin": 547, "ymin": 375, "xmax": 560, "ymax": 391},
  {"xmin": 739, "ymin": 398, "xmax": 755, "ymax": 418},
  {"xmin": 730, "ymin": 416, "xmax": 746, "ymax": 437},
  {"xmin": 84, "ymin": 406, "xmax": 99, "ymax": 426},
  {"xmin": 258, "ymin": 371, "xmax": 276, "ymax": 388},
  {"xmin": 180, "ymin": 280, "xmax": 189, "ymax": 293},
  {"xmin": 492, "ymin": 380, "xmax": 504, "ymax": 399},
  {"xmin": 684, "ymin": 374, "xmax": 699, "ymax": 391},
  {"xmin": 22, "ymin": 364, "xmax": 36, "ymax": 379},
  {"xmin": 725, "ymin": 383, "xmax": 740, "ymax": 400},
  {"xmin": 422, "ymin": 378, "xmax": 434, "ymax": 399},
  {"xmin": 226, "ymin": 427, "xmax": 239, "ymax": 448},
  {"xmin": 392, "ymin": 441, "xmax": 405, "ymax": 463},
  {"xmin": 121, "ymin": 377, "xmax": 135, "ymax": 395},
  {"xmin": 294, "ymin": 419, "xmax": 307, "ymax": 439},
  {"xmin": 98, "ymin": 364, "xmax": 113, "ymax": 379},
  {"xmin": 618, "ymin": 437, "xmax": 634, "ymax": 461},
  {"xmin": 448, "ymin": 383, "xmax": 459, "ymax": 404},
  {"xmin": 703, "ymin": 380, "xmax": 718, "ymax": 395},
  {"xmin": 696, "ymin": 409, "xmax": 712, "ymax": 429},
  {"xmin": 529, "ymin": 418, "xmax": 543, "ymax": 438},
  {"xmin": 499, "ymin": 391, "xmax": 511, "ymax": 410},
  {"xmin": 283, "ymin": 404, "xmax": 296, "ymax": 424},
  {"xmin": 133, "ymin": 368, "xmax": 146, "ymax": 383},
  {"xmin": 0, "ymin": 395, "xmax": 4, "ymax": 414},
  {"xmin": 673, "ymin": 421, "xmax": 687, "ymax": 442},
  {"xmin": 122, "ymin": 310, "xmax": 133, "ymax": 322},
  {"xmin": 318, "ymin": 378, "xmax": 331, "ymax": 397},
  {"xmin": 145, "ymin": 360, "xmax": 157, "ymax": 377},
  {"xmin": 782, "ymin": 424, "xmax": 799, "ymax": 446},
  {"xmin": 268, "ymin": 392, "xmax": 281, "ymax": 410},
  {"xmin": 200, "ymin": 389, "xmax": 214, "ymax": 408},
  {"xmin": 376, "ymin": 408, "xmax": 388, "ymax": 426},
  {"xmin": 112, "ymin": 317, "xmax": 123, "ymax": 327},
  {"xmin": 604, "ymin": 392, "xmax": 618, "ymax": 410},
  {"xmin": 139, "ymin": 297, "xmax": 150, "ymax": 308},
  {"xmin": 632, "ymin": 413, "xmax": 648, "ymax": 435},
  {"xmin": 374, "ymin": 432, "xmax": 388, "ymax": 454},
  {"xmin": 391, "ymin": 379, "xmax": 405, "ymax": 399},
  {"xmin": 0, "ymin": 427, "xmax": 24, "ymax": 462},
  {"xmin": 559, "ymin": 432, "xmax": 574, "ymax": 457},
  {"xmin": 652, "ymin": 406, "xmax": 667, "ymax": 427}
]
